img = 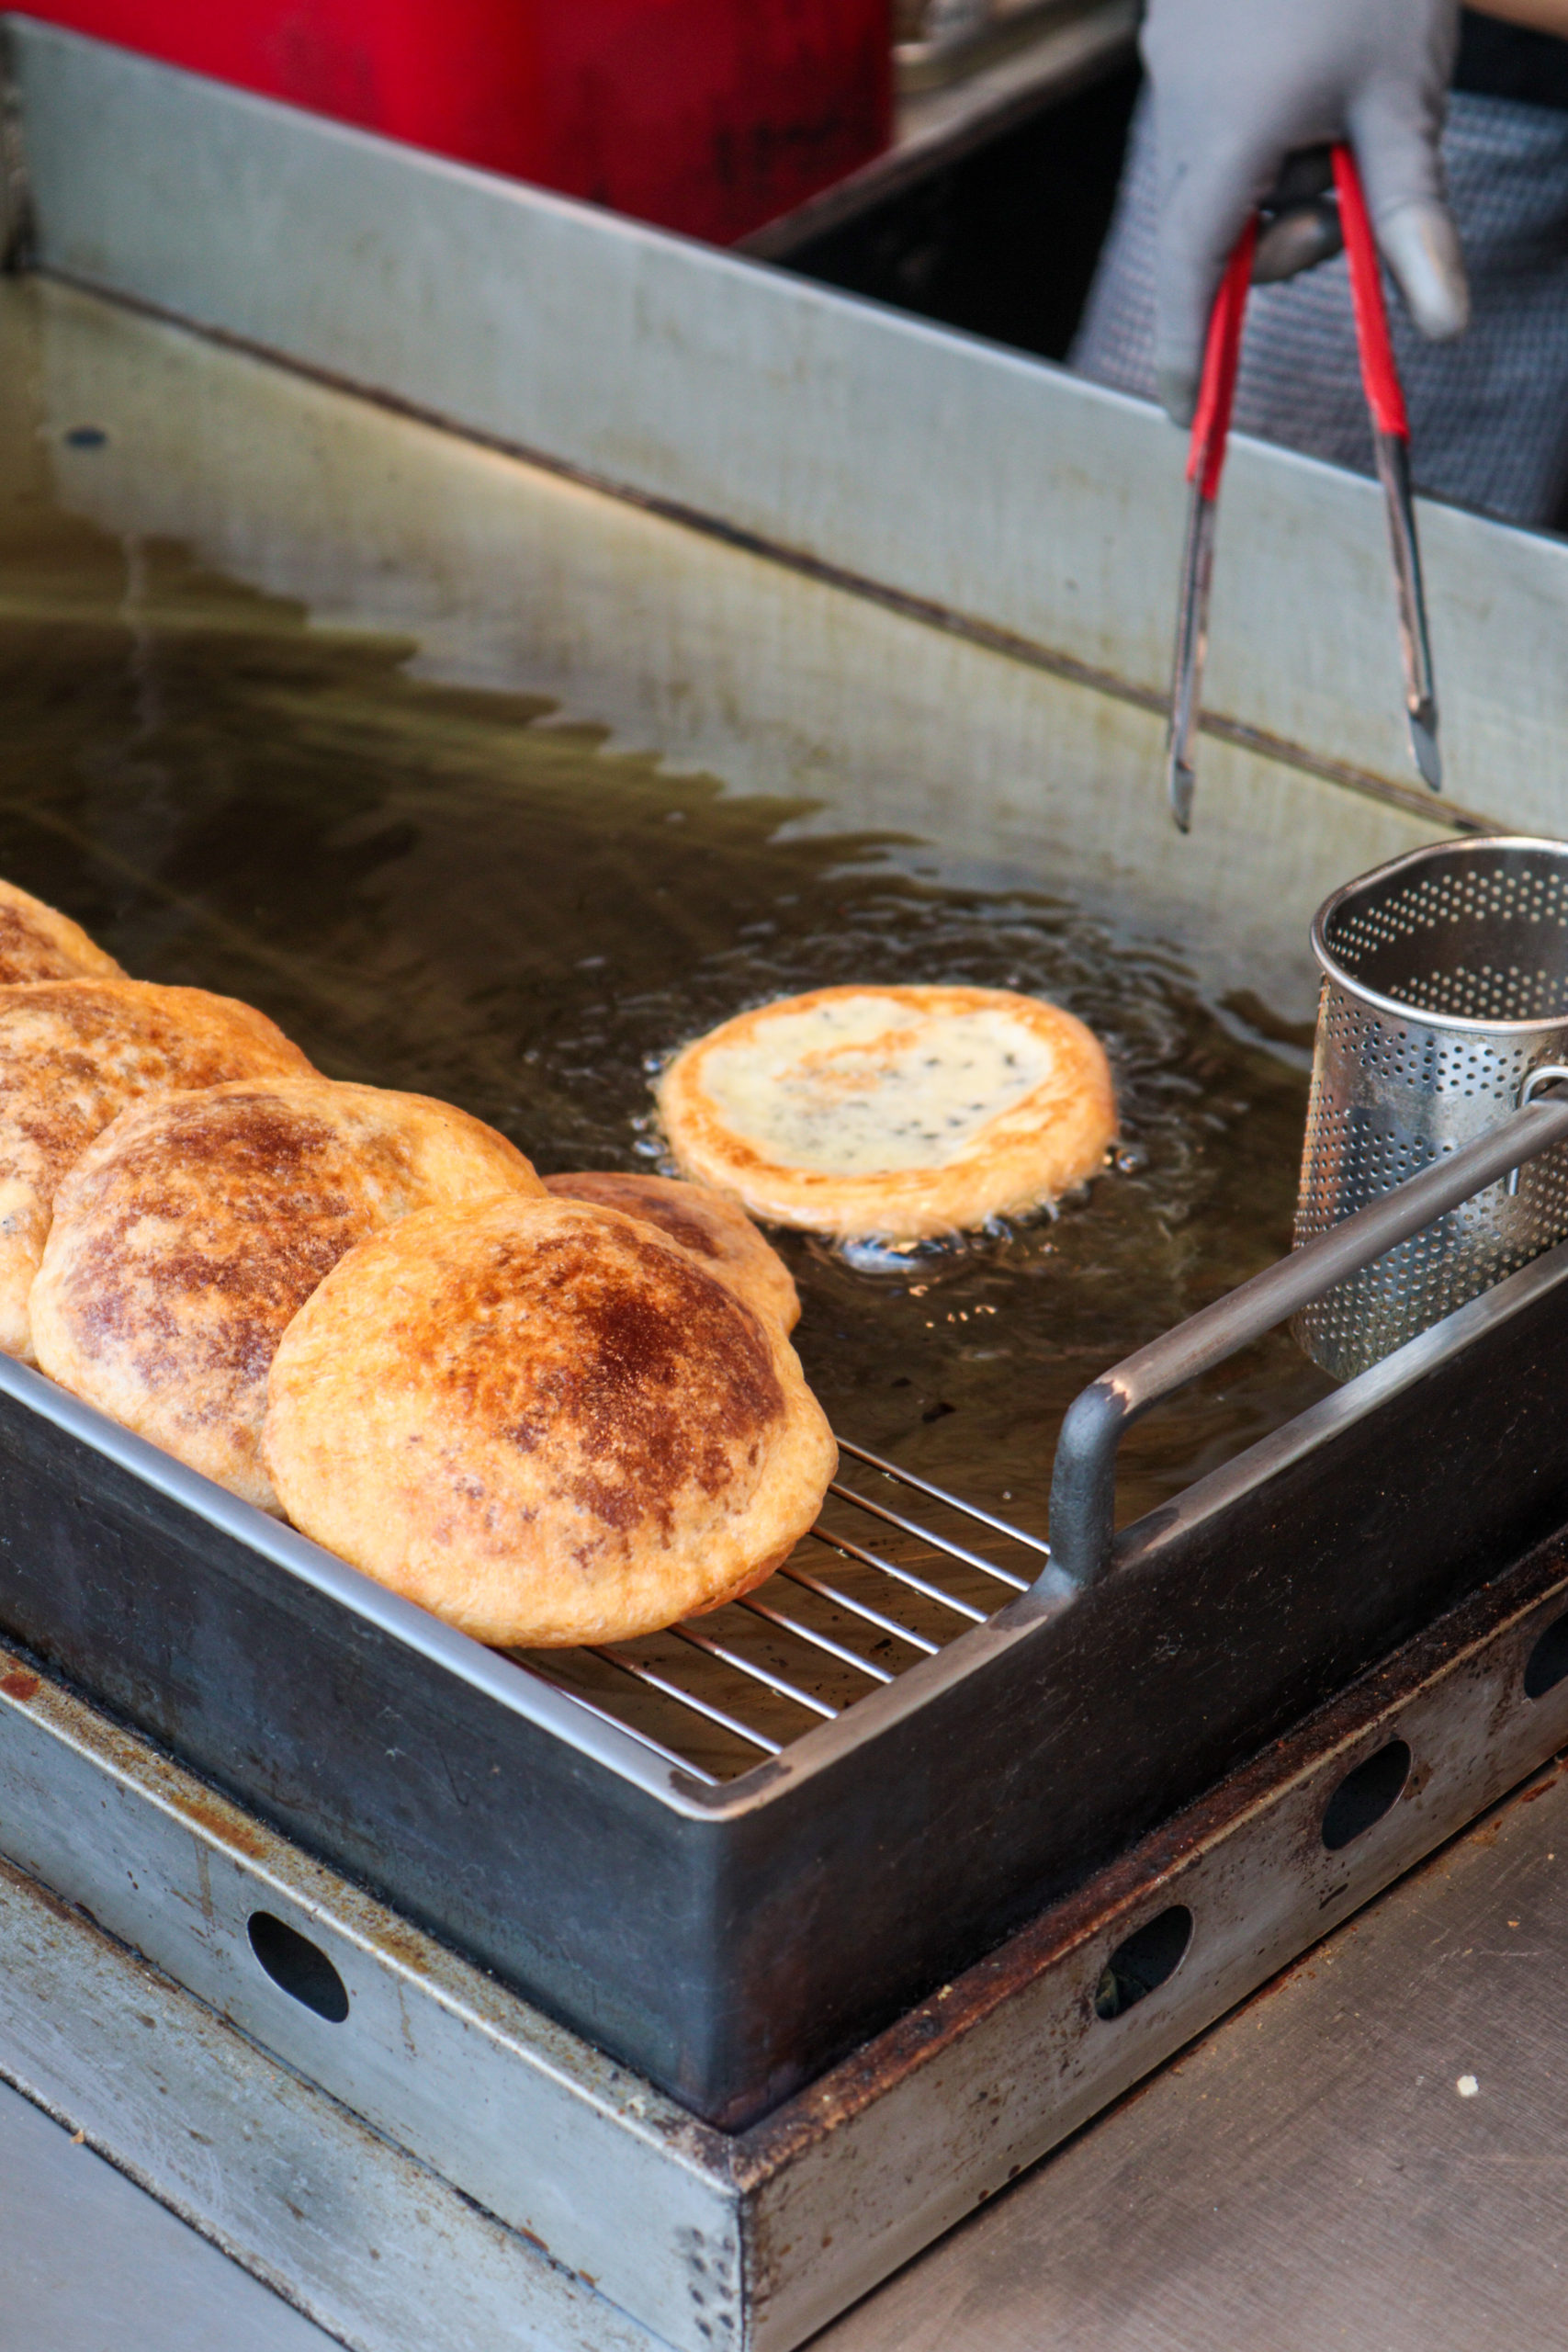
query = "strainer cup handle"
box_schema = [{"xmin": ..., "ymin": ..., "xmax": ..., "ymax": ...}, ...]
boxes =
[
  {"xmin": 1506, "ymin": 1067, "xmax": 1568, "ymax": 1196},
  {"xmin": 1046, "ymin": 1083, "xmax": 1568, "ymax": 1589}
]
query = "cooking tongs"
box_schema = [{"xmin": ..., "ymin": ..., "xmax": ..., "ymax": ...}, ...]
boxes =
[{"xmin": 1165, "ymin": 144, "xmax": 1441, "ymax": 832}]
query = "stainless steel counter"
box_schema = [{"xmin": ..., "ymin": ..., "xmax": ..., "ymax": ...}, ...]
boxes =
[{"xmin": 8, "ymin": 1746, "xmax": 1567, "ymax": 2351}]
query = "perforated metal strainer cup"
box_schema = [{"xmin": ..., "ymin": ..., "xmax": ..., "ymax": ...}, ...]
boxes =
[{"xmin": 1293, "ymin": 836, "xmax": 1568, "ymax": 1381}]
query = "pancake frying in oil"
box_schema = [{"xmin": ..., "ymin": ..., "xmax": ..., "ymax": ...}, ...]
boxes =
[
  {"xmin": 31, "ymin": 1077, "xmax": 546, "ymax": 1510},
  {"xmin": 543, "ymin": 1168, "xmax": 799, "ymax": 1330},
  {"xmin": 657, "ymin": 983, "xmax": 1116, "ymax": 1241},
  {"xmin": 0, "ymin": 878, "xmax": 124, "ymax": 986},
  {"xmin": 0, "ymin": 978, "xmax": 312, "ymax": 1358},
  {"xmin": 264, "ymin": 1193, "xmax": 837, "ymax": 1646}
]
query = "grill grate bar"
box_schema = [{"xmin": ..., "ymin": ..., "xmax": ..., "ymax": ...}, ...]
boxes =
[
  {"xmin": 837, "ymin": 1439, "xmax": 1052, "ymax": 1559},
  {"xmin": 736, "ymin": 1593, "xmax": 897, "ymax": 1683},
  {"xmin": 519, "ymin": 1668, "xmax": 723, "ymax": 1786},
  {"xmin": 808, "ymin": 1525, "xmax": 990, "ymax": 1623},
  {"xmin": 781, "ymin": 1558, "xmax": 943, "ymax": 1654},
  {"xmin": 587, "ymin": 1646, "xmax": 784, "ymax": 1756},
  {"xmin": 828, "ymin": 1481, "xmax": 1031, "ymax": 1590},
  {"xmin": 517, "ymin": 1432, "xmax": 1050, "ymax": 1777},
  {"xmin": 670, "ymin": 1624, "xmax": 840, "ymax": 1719}
]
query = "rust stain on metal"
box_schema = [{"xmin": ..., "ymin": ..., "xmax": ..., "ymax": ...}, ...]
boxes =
[
  {"xmin": 173, "ymin": 1791, "xmax": 266, "ymax": 1859},
  {"xmin": 0, "ymin": 1669, "xmax": 39, "ymax": 1700}
]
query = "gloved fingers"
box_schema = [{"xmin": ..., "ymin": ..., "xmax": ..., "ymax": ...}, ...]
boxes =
[
  {"xmin": 1152, "ymin": 132, "xmax": 1280, "ymax": 424},
  {"xmin": 1347, "ymin": 80, "xmax": 1469, "ymax": 339},
  {"xmin": 1374, "ymin": 197, "xmax": 1469, "ymax": 340}
]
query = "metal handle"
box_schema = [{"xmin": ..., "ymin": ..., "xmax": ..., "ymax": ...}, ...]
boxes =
[{"xmin": 1045, "ymin": 1086, "xmax": 1568, "ymax": 1589}]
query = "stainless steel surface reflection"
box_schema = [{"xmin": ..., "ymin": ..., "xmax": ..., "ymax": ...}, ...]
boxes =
[
  {"xmin": 819, "ymin": 1753, "xmax": 1568, "ymax": 2352},
  {"xmin": 1295, "ymin": 835, "xmax": 1568, "ymax": 1378}
]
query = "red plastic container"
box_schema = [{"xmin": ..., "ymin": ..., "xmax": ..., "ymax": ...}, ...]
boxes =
[{"xmin": 28, "ymin": 0, "xmax": 893, "ymax": 243}]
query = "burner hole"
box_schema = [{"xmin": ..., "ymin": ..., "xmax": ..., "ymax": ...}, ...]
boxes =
[
  {"xmin": 1524, "ymin": 1612, "xmax": 1568, "ymax": 1700},
  {"xmin": 247, "ymin": 1912, "xmax": 350, "ymax": 2022},
  {"xmin": 1093, "ymin": 1905, "xmax": 1193, "ymax": 2020},
  {"xmin": 1320, "ymin": 1739, "xmax": 1411, "ymax": 1852}
]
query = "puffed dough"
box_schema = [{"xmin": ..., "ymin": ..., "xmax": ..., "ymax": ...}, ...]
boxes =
[
  {"xmin": 32, "ymin": 1077, "xmax": 545, "ymax": 1511},
  {"xmin": 0, "ymin": 979, "xmax": 313, "ymax": 1359},
  {"xmin": 264, "ymin": 1193, "xmax": 838, "ymax": 1647},
  {"xmin": 544, "ymin": 1168, "xmax": 799, "ymax": 1331},
  {"xmin": 657, "ymin": 984, "xmax": 1116, "ymax": 1241},
  {"xmin": 0, "ymin": 878, "xmax": 124, "ymax": 986}
]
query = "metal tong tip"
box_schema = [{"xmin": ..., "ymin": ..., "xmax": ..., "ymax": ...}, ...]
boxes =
[{"xmin": 1408, "ymin": 705, "xmax": 1441, "ymax": 794}]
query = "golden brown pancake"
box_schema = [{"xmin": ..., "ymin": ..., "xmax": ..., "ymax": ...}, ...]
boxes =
[
  {"xmin": 264, "ymin": 1193, "xmax": 838, "ymax": 1646},
  {"xmin": 0, "ymin": 979, "xmax": 311, "ymax": 1359},
  {"xmin": 0, "ymin": 879, "xmax": 124, "ymax": 986},
  {"xmin": 32, "ymin": 1077, "xmax": 545, "ymax": 1511},
  {"xmin": 543, "ymin": 1169, "xmax": 799, "ymax": 1332},
  {"xmin": 658, "ymin": 983, "xmax": 1117, "ymax": 1241}
]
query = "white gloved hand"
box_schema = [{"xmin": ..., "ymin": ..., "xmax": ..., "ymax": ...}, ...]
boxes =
[{"xmin": 1140, "ymin": 0, "xmax": 1471, "ymax": 423}]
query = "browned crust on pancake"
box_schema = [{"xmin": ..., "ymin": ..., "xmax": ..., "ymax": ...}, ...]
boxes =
[
  {"xmin": 31, "ymin": 1077, "xmax": 544, "ymax": 1511},
  {"xmin": 543, "ymin": 1169, "xmax": 799, "ymax": 1331},
  {"xmin": 657, "ymin": 983, "xmax": 1117, "ymax": 1241},
  {"xmin": 264, "ymin": 1193, "xmax": 837, "ymax": 1645},
  {"xmin": 0, "ymin": 880, "xmax": 124, "ymax": 986},
  {"xmin": 0, "ymin": 978, "xmax": 312, "ymax": 1361}
]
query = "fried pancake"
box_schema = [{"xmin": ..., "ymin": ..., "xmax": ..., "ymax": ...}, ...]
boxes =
[
  {"xmin": 0, "ymin": 979, "xmax": 312, "ymax": 1359},
  {"xmin": 0, "ymin": 879, "xmax": 124, "ymax": 986},
  {"xmin": 32, "ymin": 1077, "xmax": 546, "ymax": 1511},
  {"xmin": 543, "ymin": 1169, "xmax": 799, "ymax": 1331},
  {"xmin": 658, "ymin": 983, "xmax": 1117, "ymax": 1241},
  {"xmin": 264, "ymin": 1193, "xmax": 837, "ymax": 1646}
]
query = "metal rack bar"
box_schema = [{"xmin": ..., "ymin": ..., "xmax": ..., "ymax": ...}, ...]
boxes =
[
  {"xmin": 837, "ymin": 1438, "xmax": 1053, "ymax": 1557},
  {"xmin": 809, "ymin": 1525, "xmax": 991, "ymax": 1622},
  {"xmin": 670, "ymin": 1625, "xmax": 840, "ymax": 1720},
  {"xmin": 826, "ymin": 1483, "xmax": 1029, "ymax": 1591},
  {"xmin": 519, "ymin": 1437, "xmax": 1050, "ymax": 1777},
  {"xmin": 781, "ymin": 1558, "xmax": 943, "ymax": 1654},
  {"xmin": 587, "ymin": 1648, "xmax": 784, "ymax": 1756},
  {"xmin": 736, "ymin": 1594, "xmax": 897, "ymax": 1683},
  {"xmin": 512, "ymin": 1663, "xmax": 723, "ymax": 1787}
]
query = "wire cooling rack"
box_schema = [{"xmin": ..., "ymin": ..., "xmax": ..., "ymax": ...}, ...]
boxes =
[{"xmin": 515, "ymin": 1441, "xmax": 1049, "ymax": 1783}]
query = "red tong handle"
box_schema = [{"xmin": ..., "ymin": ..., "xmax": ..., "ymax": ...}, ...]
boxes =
[
  {"xmin": 1190, "ymin": 145, "xmax": 1405, "ymax": 489},
  {"xmin": 1187, "ymin": 214, "xmax": 1257, "ymax": 500},
  {"xmin": 1332, "ymin": 143, "xmax": 1408, "ymax": 440}
]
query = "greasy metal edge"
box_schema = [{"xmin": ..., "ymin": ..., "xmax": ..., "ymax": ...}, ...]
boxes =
[
  {"xmin": 1310, "ymin": 831, "xmax": 1568, "ymax": 1035},
  {"xmin": 1110, "ymin": 1221, "xmax": 1568, "ymax": 1565}
]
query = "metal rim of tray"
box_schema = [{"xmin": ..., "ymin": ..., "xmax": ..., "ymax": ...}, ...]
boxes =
[{"xmin": 1310, "ymin": 833, "xmax": 1568, "ymax": 1035}]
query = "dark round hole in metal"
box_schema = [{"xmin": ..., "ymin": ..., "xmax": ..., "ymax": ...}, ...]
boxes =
[
  {"xmin": 1321, "ymin": 1738, "xmax": 1411, "ymax": 1852},
  {"xmin": 1092, "ymin": 1904, "xmax": 1193, "ymax": 2020},
  {"xmin": 1524, "ymin": 1612, "xmax": 1568, "ymax": 1701},
  {"xmin": 247, "ymin": 1911, "xmax": 350, "ymax": 2023}
]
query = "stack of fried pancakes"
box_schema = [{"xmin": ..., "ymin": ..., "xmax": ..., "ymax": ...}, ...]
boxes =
[{"xmin": 2, "ymin": 880, "xmax": 832, "ymax": 1645}]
